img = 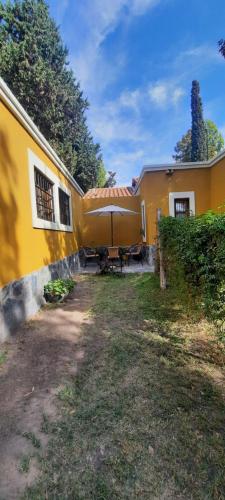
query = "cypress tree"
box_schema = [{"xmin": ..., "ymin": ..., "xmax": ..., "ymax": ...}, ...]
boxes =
[{"xmin": 191, "ymin": 80, "xmax": 207, "ymax": 162}]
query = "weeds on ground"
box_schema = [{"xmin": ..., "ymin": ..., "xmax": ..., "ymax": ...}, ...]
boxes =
[
  {"xmin": 0, "ymin": 350, "xmax": 7, "ymax": 366},
  {"xmin": 19, "ymin": 455, "xmax": 31, "ymax": 474},
  {"xmin": 24, "ymin": 274, "xmax": 225, "ymax": 499},
  {"xmin": 22, "ymin": 432, "xmax": 41, "ymax": 449}
]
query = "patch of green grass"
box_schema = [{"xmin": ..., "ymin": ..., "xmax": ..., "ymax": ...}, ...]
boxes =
[
  {"xmin": 0, "ymin": 350, "xmax": 7, "ymax": 366},
  {"xmin": 22, "ymin": 431, "xmax": 41, "ymax": 449},
  {"xmin": 19, "ymin": 454, "xmax": 31, "ymax": 474},
  {"xmin": 24, "ymin": 274, "xmax": 225, "ymax": 499}
]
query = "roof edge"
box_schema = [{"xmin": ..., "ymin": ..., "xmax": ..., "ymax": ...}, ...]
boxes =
[
  {"xmin": 134, "ymin": 150, "xmax": 225, "ymax": 194},
  {"xmin": 0, "ymin": 78, "xmax": 84, "ymax": 197}
]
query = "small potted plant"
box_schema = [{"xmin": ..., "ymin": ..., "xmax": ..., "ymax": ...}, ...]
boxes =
[{"xmin": 44, "ymin": 278, "xmax": 75, "ymax": 303}]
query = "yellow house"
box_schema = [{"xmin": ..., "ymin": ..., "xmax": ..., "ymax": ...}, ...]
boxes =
[
  {"xmin": 82, "ymin": 157, "xmax": 225, "ymax": 265},
  {"xmin": 0, "ymin": 78, "xmax": 84, "ymax": 339},
  {"xmin": 1, "ymin": 77, "xmax": 225, "ymax": 339}
]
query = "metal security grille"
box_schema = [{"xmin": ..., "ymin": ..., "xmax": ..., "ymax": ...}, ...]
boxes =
[
  {"xmin": 59, "ymin": 188, "xmax": 71, "ymax": 226},
  {"xmin": 35, "ymin": 168, "xmax": 55, "ymax": 222},
  {"xmin": 174, "ymin": 198, "xmax": 190, "ymax": 218}
]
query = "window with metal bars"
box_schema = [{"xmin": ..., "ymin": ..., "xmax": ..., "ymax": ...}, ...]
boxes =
[
  {"xmin": 174, "ymin": 198, "xmax": 190, "ymax": 218},
  {"xmin": 35, "ymin": 168, "xmax": 55, "ymax": 222},
  {"xmin": 59, "ymin": 188, "xmax": 71, "ymax": 226}
]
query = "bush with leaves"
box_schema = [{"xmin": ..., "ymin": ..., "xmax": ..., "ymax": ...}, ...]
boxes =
[
  {"xmin": 159, "ymin": 212, "xmax": 225, "ymax": 338},
  {"xmin": 44, "ymin": 278, "xmax": 75, "ymax": 300}
]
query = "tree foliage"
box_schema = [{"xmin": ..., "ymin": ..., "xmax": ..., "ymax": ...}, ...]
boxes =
[
  {"xmin": 205, "ymin": 120, "xmax": 224, "ymax": 159},
  {"xmin": 191, "ymin": 80, "xmax": 207, "ymax": 162},
  {"xmin": 0, "ymin": 0, "xmax": 102, "ymax": 192},
  {"xmin": 218, "ymin": 38, "xmax": 225, "ymax": 59},
  {"xmin": 97, "ymin": 161, "xmax": 107, "ymax": 188},
  {"xmin": 173, "ymin": 129, "xmax": 192, "ymax": 162},
  {"xmin": 173, "ymin": 120, "xmax": 224, "ymax": 162}
]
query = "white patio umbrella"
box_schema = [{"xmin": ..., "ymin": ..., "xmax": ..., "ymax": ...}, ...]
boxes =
[{"xmin": 85, "ymin": 204, "xmax": 138, "ymax": 246}]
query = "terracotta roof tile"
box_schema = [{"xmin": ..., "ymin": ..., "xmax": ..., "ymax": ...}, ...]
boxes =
[{"xmin": 84, "ymin": 187, "xmax": 134, "ymax": 199}]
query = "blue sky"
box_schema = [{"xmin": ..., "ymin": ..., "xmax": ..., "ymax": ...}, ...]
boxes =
[{"xmin": 48, "ymin": 0, "xmax": 225, "ymax": 186}]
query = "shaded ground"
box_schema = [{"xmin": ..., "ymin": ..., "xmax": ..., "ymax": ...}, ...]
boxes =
[
  {"xmin": 0, "ymin": 277, "xmax": 92, "ymax": 500},
  {"xmin": 1, "ymin": 274, "xmax": 225, "ymax": 499}
]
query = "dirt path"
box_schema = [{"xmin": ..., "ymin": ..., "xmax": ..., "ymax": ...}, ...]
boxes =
[{"xmin": 0, "ymin": 276, "xmax": 93, "ymax": 500}]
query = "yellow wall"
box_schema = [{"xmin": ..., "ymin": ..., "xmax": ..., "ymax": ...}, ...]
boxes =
[
  {"xmin": 0, "ymin": 100, "xmax": 83, "ymax": 288},
  {"xmin": 139, "ymin": 168, "xmax": 211, "ymax": 244},
  {"xmin": 210, "ymin": 157, "xmax": 225, "ymax": 210},
  {"xmin": 82, "ymin": 196, "xmax": 141, "ymax": 247},
  {"xmin": 3, "ymin": 85, "xmax": 225, "ymax": 291}
]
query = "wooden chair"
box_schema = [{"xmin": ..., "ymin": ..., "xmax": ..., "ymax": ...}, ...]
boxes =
[
  {"xmin": 107, "ymin": 247, "xmax": 123, "ymax": 272},
  {"xmin": 126, "ymin": 244, "xmax": 144, "ymax": 266}
]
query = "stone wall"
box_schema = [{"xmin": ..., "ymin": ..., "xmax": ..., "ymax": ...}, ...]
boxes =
[
  {"xmin": 145, "ymin": 245, "xmax": 157, "ymax": 272},
  {"xmin": 0, "ymin": 252, "xmax": 80, "ymax": 342}
]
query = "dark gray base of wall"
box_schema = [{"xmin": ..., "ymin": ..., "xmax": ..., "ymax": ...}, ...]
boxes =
[
  {"xmin": 0, "ymin": 252, "xmax": 80, "ymax": 342},
  {"xmin": 145, "ymin": 245, "xmax": 156, "ymax": 271}
]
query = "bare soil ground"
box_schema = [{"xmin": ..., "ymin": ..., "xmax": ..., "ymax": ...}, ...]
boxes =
[{"xmin": 0, "ymin": 276, "xmax": 92, "ymax": 500}]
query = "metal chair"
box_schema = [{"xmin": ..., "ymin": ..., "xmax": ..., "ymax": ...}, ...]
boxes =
[
  {"xmin": 79, "ymin": 247, "xmax": 99, "ymax": 267},
  {"xmin": 126, "ymin": 244, "xmax": 144, "ymax": 266}
]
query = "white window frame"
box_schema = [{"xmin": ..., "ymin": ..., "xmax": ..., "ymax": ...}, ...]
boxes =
[
  {"xmin": 141, "ymin": 200, "xmax": 147, "ymax": 242},
  {"xmin": 169, "ymin": 191, "xmax": 195, "ymax": 217},
  {"xmin": 28, "ymin": 149, "xmax": 73, "ymax": 232}
]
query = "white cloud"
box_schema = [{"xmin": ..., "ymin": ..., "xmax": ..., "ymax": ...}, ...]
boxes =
[
  {"xmin": 172, "ymin": 87, "xmax": 185, "ymax": 105},
  {"xmin": 118, "ymin": 89, "xmax": 141, "ymax": 111},
  {"xmin": 108, "ymin": 150, "xmax": 146, "ymax": 185},
  {"xmin": 148, "ymin": 84, "xmax": 167, "ymax": 106},
  {"xmin": 88, "ymin": 104, "xmax": 149, "ymax": 144},
  {"xmin": 177, "ymin": 45, "xmax": 222, "ymax": 64},
  {"xmin": 72, "ymin": 0, "xmax": 162, "ymax": 93},
  {"xmin": 129, "ymin": 0, "xmax": 160, "ymax": 16},
  {"xmin": 148, "ymin": 81, "xmax": 185, "ymax": 108}
]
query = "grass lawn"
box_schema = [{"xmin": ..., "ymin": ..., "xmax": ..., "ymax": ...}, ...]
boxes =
[{"xmin": 24, "ymin": 274, "xmax": 225, "ymax": 499}]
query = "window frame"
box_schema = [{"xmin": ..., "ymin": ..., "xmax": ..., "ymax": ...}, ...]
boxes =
[
  {"xmin": 141, "ymin": 200, "xmax": 147, "ymax": 242},
  {"xmin": 28, "ymin": 149, "xmax": 73, "ymax": 232},
  {"xmin": 58, "ymin": 187, "xmax": 71, "ymax": 227},
  {"xmin": 169, "ymin": 191, "xmax": 195, "ymax": 217},
  {"xmin": 35, "ymin": 167, "xmax": 55, "ymax": 223}
]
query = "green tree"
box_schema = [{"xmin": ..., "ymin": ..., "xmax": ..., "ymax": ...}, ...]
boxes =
[
  {"xmin": 173, "ymin": 120, "xmax": 224, "ymax": 163},
  {"xmin": 0, "ymin": 0, "xmax": 102, "ymax": 191},
  {"xmin": 205, "ymin": 120, "xmax": 224, "ymax": 159},
  {"xmin": 173, "ymin": 129, "xmax": 192, "ymax": 162},
  {"xmin": 191, "ymin": 80, "xmax": 207, "ymax": 162},
  {"xmin": 97, "ymin": 161, "xmax": 107, "ymax": 187}
]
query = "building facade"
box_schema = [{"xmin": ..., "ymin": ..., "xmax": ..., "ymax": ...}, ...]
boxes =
[
  {"xmin": 0, "ymin": 79, "xmax": 83, "ymax": 339},
  {"xmin": 1, "ymin": 78, "xmax": 225, "ymax": 339}
]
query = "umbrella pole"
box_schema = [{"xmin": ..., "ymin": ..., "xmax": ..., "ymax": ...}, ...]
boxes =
[{"xmin": 111, "ymin": 212, "xmax": 113, "ymax": 246}]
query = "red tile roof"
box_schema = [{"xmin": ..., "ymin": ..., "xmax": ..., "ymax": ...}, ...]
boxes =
[{"xmin": 84, "ymin": 187, "xmax": 134, "ymax": 199}]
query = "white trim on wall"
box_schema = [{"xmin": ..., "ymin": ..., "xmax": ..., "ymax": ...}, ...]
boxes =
[
  {"xmin": 141, "ymin": 200, "xmax": 147, "ymax": 242},
  {"xmin": 169, "ymin": 191, "xmax": 195, "ymax": 217},
  {"xmin": 28, "ymin": 149, "xmax": 73, "ymax": 232}
]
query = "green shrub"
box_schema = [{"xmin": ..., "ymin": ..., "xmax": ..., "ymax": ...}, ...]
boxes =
[
  {"xmin": 159, "ymin": 211, "xmax": 225, "ymax": 338},
  {"xmin": 44, "ymin": 278, "xmax": 75, "ymax": 298}
]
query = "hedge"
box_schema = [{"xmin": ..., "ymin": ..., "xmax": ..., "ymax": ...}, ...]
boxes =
[{"xmin": 159, "ymin": 211, "xmax": 225, "ymax": 338}]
